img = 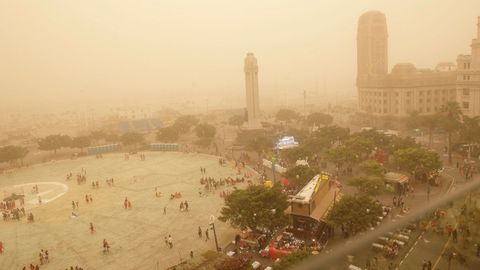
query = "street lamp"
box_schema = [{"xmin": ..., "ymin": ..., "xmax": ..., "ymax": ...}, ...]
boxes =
[{"xmin": 209, "ymin": 215, "xmax": 221, "ymax": 252}]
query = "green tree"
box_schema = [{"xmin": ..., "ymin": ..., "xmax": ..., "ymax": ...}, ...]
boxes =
[
  {"xmin": 326, "ymin": 146, "xmax": 357, "ymax": 167},
  {"xmin": 274, "ymin": 250, "xmax": 311, "ymax": 270},
  {"xmin": 358, "ymin": 159, "xmax": 384, "ymax": 176},
  {"xmin": 284, "ymin": 165, "xmax": 318, "ymax": 188},
  {"xmin": 219, "ymin": 185, "xmax": 289, "ymax": 232},
  {"xmin": 345, "ymin": 136, "xmax": 375, "ymax": 160},
  {"xmin": 276, "ymin": 109, "xmax": 299, "ymax": 123},
  {"xmin": 245, "ymin": 134, "xmax": 274, "ymax": 159},
  {"xmin": 327, "ymin": 195, "xmax": 383, "ymax": 235},
  {"xmin": 460, "ymin": 115, "xmax": 480, "ymax": 144},
  {"xmin": 348, "ymin": 176, "xmax": 384, "ymax": 196},
  {"xmin": 89, "ymin": 130, "xmax": 106, "ymax": 142},
  {"xmin": 228, "ymin": 115, "xmax": 245, "ymax": 128},
  {"xmin": 173, "ymin": 115, "xmax": 199, "ymax": 133},
  {"xmin": 120, "ymin": 132, "xmax": 144, "ymax": 148},
  {"xmin": 0, "ymin": 145, "xmax": 29, "ymax": 164},
  {"xmin": 393, "ymin": 147, "xmax": 442, "ymax": 173},
  {"xmin": 314, "ymin": 125, "xmax": 350, "ymax": 145},
  {"xmin": 280, "ymin": 146, "xmax": 314, "ymax": 165},
  {"xmin": 38, "ymin": 134, "xmax": 72, "ymax": 154},
  {"xmin": 104, "ymin": 133, "xmax": 120, "ymax": 143},
  {"xmin": 70, "ymin": 136, "xmax": 91, "ymax": 153},
  {"xmin": 439, "ymin": 102, "xmax": 462, "ymax": 164},
  {"xmin": 305, "ymin": 112, "xmax": 333, "ymax": 126},
  {"xmin": 421, "ymin": 115, "xmax": 440, "ymax": 147},
  {"xmin": 156, "ymin": 126, "xmax": 180, "ymax": 142}
]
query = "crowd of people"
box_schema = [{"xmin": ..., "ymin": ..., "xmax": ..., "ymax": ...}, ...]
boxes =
[{"xmin": 1, "ymin": 150, "xmax": 258, "ymax": 269}]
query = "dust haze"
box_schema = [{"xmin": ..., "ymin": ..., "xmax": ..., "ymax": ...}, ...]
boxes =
[{"xmin": 1, "ymin": 0, "xmax": 479, "ymax": 114}]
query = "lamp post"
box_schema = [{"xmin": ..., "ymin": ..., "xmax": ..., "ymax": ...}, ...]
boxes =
[
  {"xmin": 209, "ymin": 215, "xmax": 220, "ymax": 252},
  {"xmin": 271, "ymin": 156, "xmax": 277, "ymax": 183}
]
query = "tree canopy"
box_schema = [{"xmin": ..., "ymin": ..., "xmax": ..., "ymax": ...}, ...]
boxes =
[
  {"xmin": 305, "ymin": 112, "xmax": 333, "ymax": 126},
  {"xmin": 120, "ymin": 132, "xmax": 144, "ymax": 146},
  {"xmin": 327, "ymin": 195, "xmax": 383, "ymax": 235},
  {"xmin": 228, "ymin": 115, "xmax": 245, "ymax": 128},
  {"xmin": 156, "ymin": 126, "xmax": 180, "ymax": 143},
  {"xmin": 276, "ymin": 109, "xmax": 299, "ymax": 123},
  {"xmin": 37, "ymin": 134, "xmax": 72, "ymax": 154},
  {"xmin": 358, "ymin": 159, "xmax": 384, "ymax": 176},
  {"xmin": 326, "ymin": 146, "xmax": 357, "ymax": 167},
  {"xmin": 173, "ymin": 115, "xmax": 199, "ymax": 133},
  {"xmin": 393, "ymin": 147, "xmax": 442, "ymax": 173},
  {"xmin": 0, "ymin": 145, "xmax": 29, "ymax": 163},
  {"xmin": 348, "ymin": 176, "xmax": 384, "ymax": 196},
  {"xmin": 70, "ymin": 136, "xmax": 91, "ymax": 152},
  {"xmin": 284, "ymin": 165, "xmax": 318, "ymax": 188},
  {"xmin": 219, "ymin": 185, "xmax": 289, "ymax": 232}
]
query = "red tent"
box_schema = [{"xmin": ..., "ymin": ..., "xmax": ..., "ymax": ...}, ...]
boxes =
[{"xmin": 282, "ymin": 178, "xmax": 290, "ymax": 187}]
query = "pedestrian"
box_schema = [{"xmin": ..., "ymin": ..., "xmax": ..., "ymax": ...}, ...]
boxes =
[
  {"xmin": 180, "ymin": 201, "xmax": 184, "ymax": 211},
  {"xmin": 72, "ymin": 201, "xmax": 76, "ymax": 210},
  {"xmin": 393, "ymin": 196, "xmax": 397, "ymax": 207},
  {"xmin": 90, "ymin": 223, "xmax": 95, "ymax": 234},
  {"xmin": 163, "ymin": 206, "xmax": 166, "ymax": 215},
  {"xmin": 164, "ymin": 236, "xmax": 169, "ymax": 247},
  {"xmin": 124, "ymin": 198, "xmax": 128, "ymax": 209},
  {"xmin": 185, "ymin": 200, "xmax": 189, "ymax": 211},
  {"xmin": 452, "ymin": 229, "xmax": 458, "ymax": 243},
  {"xmin": 427, "ymin": 260, "xmax": 432, "ymax": 270},
  {"xmin": 198, "ymin": 226, "xmax": 202, "ymax": 238},
  {"xmin": 103, "ymin": 239, "xmax": 110, "ymax": 252},
  {"xmin": 422, "ymin": 260, "xmax": 427, "ymax": 270},
  {"xmin": 44, "ymin": 250, "xmax": 49, "ymax": 263},
  {"xmin": 190, "ymin": 250, "xmax": 194, "ymax": 258},
  {"xmin": 75, "ymin": 201, "xmax": 79, "ymax": 209},
  {"xmin": 205, "ymin": 228, "xmax": 209, "ymax": 241},
  {"xmin": 168, "ymin": 235, "xmax": 173, "ymax": 248},
  {"xmin": 0, "ymin": 241, "xmax": 3, "ymax": 254}
]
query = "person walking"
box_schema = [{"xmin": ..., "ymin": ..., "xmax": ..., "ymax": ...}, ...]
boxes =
[
  {"xmin": 205, "ymin": 228, "xmax": 209, "ymax": 241},
  {"xmin": 198, "ymin": 226, "xmax": 202, "ymax": 238},
  {"xmin": 185, "ymin": 201, "xmax": 189, "ymax": 212},
  {"xmin": 163, "ymin": 206, "xmax": 167, "ymax": 215},
  {"xmin": 168, "ymin": 235, "xmax": 173, "ymax": 248},
  {"xmin": 90, "ymin": 223, "xmax": 95, "ymax": 234}
]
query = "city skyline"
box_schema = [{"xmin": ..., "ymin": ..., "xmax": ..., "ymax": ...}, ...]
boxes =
[{"xmin": 1, "ymin": 1, "xmax": 480, "ymax": 113}]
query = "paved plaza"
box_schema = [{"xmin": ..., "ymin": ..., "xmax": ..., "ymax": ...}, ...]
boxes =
[{"xmin": 0, "ymin": 152, "xmax": 250, "ymax": 270}]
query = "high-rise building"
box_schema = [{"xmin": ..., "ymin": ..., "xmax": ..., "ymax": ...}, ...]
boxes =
[
  {"xmin": 244, "ymin": 53, "xmax": 261, "ymax": 127},
  {"xmin": 357, "ymin": 13, "xmax": 480, "ymax": 117},
  {"xmin": 357, "ymin": 11, "xmax": 388, "ymax": 83}
]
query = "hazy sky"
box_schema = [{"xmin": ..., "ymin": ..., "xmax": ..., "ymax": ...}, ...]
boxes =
[{"xmin": 1, "ymin": 0, "xmax": 479, "ymax": 112}]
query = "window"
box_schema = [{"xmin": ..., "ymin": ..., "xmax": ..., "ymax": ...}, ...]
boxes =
[
  {"xmin": 406, "ymin": 100, "xmax": 410, "ymax": 104},
  {"xmin": 463, "ymin": 88, "xmax": 470, "ymax": 95},
  {"xmin": 426, "ymin": 107, "xmax": 430, "ymax": 112},
  {"xmin": 427, "ymin": 91, "xmax": 431, "ymax": 96},
  {"xmin": 419, "ymin": 91, "xmax": 424, "ymax": 96},
  {"xmin": 406, "ymin": 92, "xmax": 411, "ymax": 97},
  {"xmin": 468, "ymin": 63, "xmax": 471, "ymax": 69},
  {"xmin": 426, "ymin": 98, "xmax": 431, "ymax": 103},
  {"xmin": 463, "ymin": 102, "xmax": 469, "ymax": 109},
  {"xmin": 383, "ymin": 109, "xmax": 387, "ymax": 113},
  {"xmin": 464, "ymin": 63, "xmax": 467, "ymax": 69},
  {"xmin": 419, "ymin": 99, "xmax": 423, "ymax": 103}
]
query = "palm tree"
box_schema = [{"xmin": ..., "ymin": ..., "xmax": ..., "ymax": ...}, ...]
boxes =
[
  {"xmin": 460, "ymin": 116, "xmax": 480, "ymax": 159},
  {"xmin": 440, "ymin": 102, "xmax": 462, "ymax": 164},
  {"xmin": 421, "ymin": 115, "xmax": 439, "ymax": 147}
]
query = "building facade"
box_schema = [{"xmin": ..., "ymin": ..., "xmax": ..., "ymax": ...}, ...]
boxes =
[
  {"xmin": 357, "ymin": 12, "xmax": 480, "ymax": 117},
  {"xmin": 244, "ymin": 53, "xmax": 261, "ymax": 127}
]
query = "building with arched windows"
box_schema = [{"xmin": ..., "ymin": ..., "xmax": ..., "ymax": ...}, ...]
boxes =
[{"xmin": 357, "ymin": 12, "xmax": 480, "ymax": 117}]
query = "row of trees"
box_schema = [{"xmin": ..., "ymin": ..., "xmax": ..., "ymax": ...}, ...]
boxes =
[
  {"xmin": 37, "ymin": 131, "xmax": 146, "ymax": 154},
  {"xmin": 0, "ymin": 145, "xmax": 29, "ymax": 164},
  {"xmin": 276, "ymin": 109, "xmax": 334, "ymax": 126},
  {"xmin": 156, "ymin": 115, "xmax": 217, "ymax": 146}
]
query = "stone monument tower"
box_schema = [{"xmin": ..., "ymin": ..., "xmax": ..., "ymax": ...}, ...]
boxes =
[{"xmin": 244, "ymin": 53, "xmax": 261, "ymax": 128}]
